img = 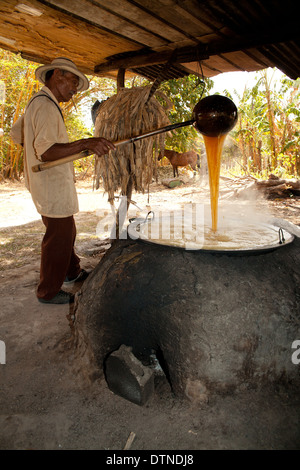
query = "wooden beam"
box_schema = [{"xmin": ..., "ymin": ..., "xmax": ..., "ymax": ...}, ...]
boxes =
[
  {"xmin": 95, "ymin": 28, "xmax": 300, "ymax": 75},
  {"xmin": 95, "ymin": 45, "xmax": 209, "ymax": 73}
]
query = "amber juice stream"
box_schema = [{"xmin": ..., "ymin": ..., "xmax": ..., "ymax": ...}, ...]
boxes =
[{"xmin": 203, "ymin": 134, "xmax": 226, "ymax": 232}]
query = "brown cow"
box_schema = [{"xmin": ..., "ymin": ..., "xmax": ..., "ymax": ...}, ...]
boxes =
[{"xmin": 158, "ymin": 149, "xmax": 200, "ymax": 177}]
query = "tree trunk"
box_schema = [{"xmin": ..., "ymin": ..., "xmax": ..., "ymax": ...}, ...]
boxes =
[
  {"xmin": 238, "ymin": 115, "xmax": 247, "ymax": 170},
  {"xmin": 262, "ymin": 70, "xmax": 277, "ymax": 169},
  {"xmin": 256, "ymin": 139, "xmax": 262, "ymax": 172}
]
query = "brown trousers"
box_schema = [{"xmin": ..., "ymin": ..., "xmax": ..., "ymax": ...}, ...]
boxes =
[{"xmin": 37, "ymin": 215, "xmax": 81, "ymax": 300}]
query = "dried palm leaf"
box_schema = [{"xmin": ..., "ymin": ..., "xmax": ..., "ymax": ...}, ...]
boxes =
[{"xmin": 93, "ymin": 86, "xmax": 171, "ymax": 202}]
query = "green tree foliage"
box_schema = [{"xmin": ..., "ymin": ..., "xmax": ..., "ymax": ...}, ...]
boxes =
[
  {"xmin": 232, "ymin": 69, "xmax": 300, "ymax": 177},
  {"xmin": 0, "ymin": 51, "xmax": 39, "ymax": 179},
  {"xmin": 159, "ymin": 75, "xmax": 213, "ymax": 152}
]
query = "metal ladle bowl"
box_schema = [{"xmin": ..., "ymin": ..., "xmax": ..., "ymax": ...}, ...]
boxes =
[{"xmin": 192, "ymin": 95, "xmax": 238, "ymax": 137}]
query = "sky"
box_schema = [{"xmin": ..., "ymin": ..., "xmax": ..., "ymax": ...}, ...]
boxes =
[
  {"xmin": 209, "ymin": 68, "xmax": 285, "ymax": 103},
  {"xmin": 210, "ymin": 70, "xmax": 258, "ymax": 96}
]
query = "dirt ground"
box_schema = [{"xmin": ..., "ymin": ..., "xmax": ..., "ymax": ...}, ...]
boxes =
[{"xmin": 0, "ymin": 169, "xmax": 299, "ymax": 451}]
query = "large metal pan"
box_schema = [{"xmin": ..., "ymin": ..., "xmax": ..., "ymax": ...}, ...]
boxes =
[{"xmin": 127, "ymin": 212, "xmax": 295, "ymax": 256}]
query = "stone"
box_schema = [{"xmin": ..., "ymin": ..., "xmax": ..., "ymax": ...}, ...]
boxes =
[{"xmin": 104, "ymin": 345, "xmax": 154, "ymax": 406}]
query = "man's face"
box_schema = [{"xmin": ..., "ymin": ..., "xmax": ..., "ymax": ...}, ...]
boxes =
[{"xmin": 54, "ymin": 69, "xmax": 79, "ymax": 102}]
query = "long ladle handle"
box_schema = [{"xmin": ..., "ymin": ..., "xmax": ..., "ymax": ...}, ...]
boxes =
[{"xmin": 31, "ymin": 119, "xmax": 195, "ymax": 173}]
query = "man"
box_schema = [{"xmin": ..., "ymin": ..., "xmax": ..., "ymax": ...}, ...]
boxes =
[{"xmin": 23, "ymin": 57, "xmax": 115, "ymax": 304}]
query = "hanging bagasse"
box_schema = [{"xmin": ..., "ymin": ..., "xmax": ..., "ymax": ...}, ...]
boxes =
[{"xmin": 93, "ymin": 86, "xmax": 171, "ymax": 203}]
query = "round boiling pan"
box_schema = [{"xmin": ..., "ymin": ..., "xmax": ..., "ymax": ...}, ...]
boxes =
[{"xmin": 127, "ymin": 213, "xmax": 295, "ymax": 256}]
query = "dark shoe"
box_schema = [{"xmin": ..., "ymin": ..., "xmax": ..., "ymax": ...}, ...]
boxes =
[
  {"xmin": 64, "ymin": 269, "xmax": 90, "ymax": 285},
  {"xmin": 38, "ymin": 290, "xmax": 74, "ymax": 304}
]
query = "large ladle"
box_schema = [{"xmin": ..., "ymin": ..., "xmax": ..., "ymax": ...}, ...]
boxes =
[{"xmin": 31, "ymin": 95, "xmax": 238, "ymax": 173}]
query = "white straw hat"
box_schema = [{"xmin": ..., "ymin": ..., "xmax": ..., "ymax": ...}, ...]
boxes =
[{"xmin": 35, "ymin": 57, "xmax": 89, "ymax": 91}]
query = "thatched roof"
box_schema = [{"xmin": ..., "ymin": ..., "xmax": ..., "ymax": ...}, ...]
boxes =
[{"xmin": 1, "ymin": 0, "xmax": 300, "ymax": 81}]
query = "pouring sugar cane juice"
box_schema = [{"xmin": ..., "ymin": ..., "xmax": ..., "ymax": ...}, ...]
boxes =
[
  {"xmin": 203, "ymin": 133, "xmax": 226, "ymax": 232},
  {"xmin": 137, "ymin": 96, "xmax": 238, "ymax": 244},
  {"xmin": 189, "ymin": 96, "xmax": 287, "ymax": 250},
  {"xmin": 192, "ymin": 95, "xmax": 238, "ymax": 232}
]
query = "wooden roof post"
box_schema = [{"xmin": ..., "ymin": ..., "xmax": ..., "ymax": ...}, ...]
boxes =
[{"xmin": 117, "ymin": 68, "xmax": 125, "ymax": 92}]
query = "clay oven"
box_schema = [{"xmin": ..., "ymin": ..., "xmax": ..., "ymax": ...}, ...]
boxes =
[{"xmin": 73, "ymin": 220, "xmax": 300, "ymax": 402}]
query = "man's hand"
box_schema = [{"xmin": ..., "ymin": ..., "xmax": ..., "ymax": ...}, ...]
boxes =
[{"xmin": 85, "ymin": 137, "xmax": 116, "ymax": 156}]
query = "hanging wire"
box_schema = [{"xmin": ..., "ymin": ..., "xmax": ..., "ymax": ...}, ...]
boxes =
[
  {"xmin": 195, "ymin": 46, "xmax": 206, "ymax": 100},
  {"xmin": 145, "ymin": 50, "xmax": 178, "ymax": 105}
]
